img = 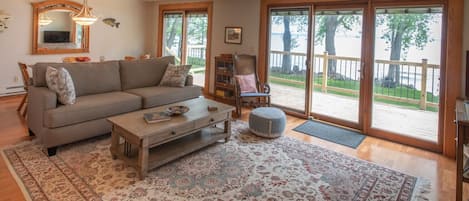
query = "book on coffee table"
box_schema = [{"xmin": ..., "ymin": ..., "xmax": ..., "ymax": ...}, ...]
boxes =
[{"xmin": 143, "ymin": 111, "xmax": 171, "ymax": 124}]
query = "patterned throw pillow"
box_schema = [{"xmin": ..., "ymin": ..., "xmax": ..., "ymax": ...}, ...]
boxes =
[
  {"xmin": 234, "ymin": 73, "xmax": 258, "ymax": 93},
  {"xmin": 159, "ymin": 64, "xmax": 191, "ymax": 87},
  {"xmin": 46, "ymin": 67, "xmax": 76, "ymax": 105}
]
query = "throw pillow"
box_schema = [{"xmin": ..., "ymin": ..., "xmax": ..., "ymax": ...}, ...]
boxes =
[
  {"xmin": 46, "ymin": 66, "xmax": 76, "ymax": 105},
  {"xmin": 234, "ymin": 73, "xmax": 258, "ymax": 93},
  {"xmin": 159, "ymin": 63, "xmax": 191, "ymax": 87},
  {"xmin": 45, "ymin": 66, "xmax": 59, "ymax": 91}
]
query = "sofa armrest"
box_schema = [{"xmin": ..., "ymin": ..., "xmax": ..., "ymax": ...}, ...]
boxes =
[
  {"xmin": 185, "ymin": 74, "xmax": 194, "ymax": 86},
  {"xmin": 28, "ymin": 86, "xmax": 57, "ymax": 136}
]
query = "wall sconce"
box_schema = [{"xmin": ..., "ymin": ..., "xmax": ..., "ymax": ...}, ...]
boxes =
[{"xmin": 0, "ymin": 10, "xmax": 11, "ymax": 32}]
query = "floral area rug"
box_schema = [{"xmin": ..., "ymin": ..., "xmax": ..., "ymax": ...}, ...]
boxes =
[{"xmin": 2, "ymin": 121, "xmax": 430, "ymax": 201}]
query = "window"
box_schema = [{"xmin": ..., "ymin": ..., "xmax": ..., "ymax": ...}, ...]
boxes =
[{"xmin": 158, "ymin": 3, "xmax": 212, "ymax": 91}]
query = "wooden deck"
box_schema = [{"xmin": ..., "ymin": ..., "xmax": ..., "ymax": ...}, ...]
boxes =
[
  {"xmin": 192, "ymin": 73, "xmax": 205, "ymax": 88},
  {"xmin": 270, "ymin": 83, "xmax": 438, "ymax": 142}
]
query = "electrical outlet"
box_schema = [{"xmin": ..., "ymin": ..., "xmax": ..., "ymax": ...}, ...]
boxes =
[{"xmin": 13, "ymin": 76, "xmax": 19, "ymax": 83}]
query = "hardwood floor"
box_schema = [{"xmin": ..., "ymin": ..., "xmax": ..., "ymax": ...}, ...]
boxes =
[
  {"xmin": 0, "ymin": 95, "xmax": 30, "ymax": 201},
  {"xmin": 0, "ymin": 95, "xmax": 465, "ymax": 200}
]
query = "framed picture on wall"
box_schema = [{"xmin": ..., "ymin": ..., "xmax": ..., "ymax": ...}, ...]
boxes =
[{"xmin": 225, "ymin": 27, "xmax": 242, "ymax": 44}]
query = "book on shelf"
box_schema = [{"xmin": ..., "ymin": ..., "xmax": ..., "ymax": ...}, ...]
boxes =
[{"xmin": 143, "ymin": 111, "xmax": 171, "ymax": 124}]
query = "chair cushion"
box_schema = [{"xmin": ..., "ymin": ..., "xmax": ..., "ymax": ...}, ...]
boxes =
[
  {"xmin": 125, "ymin": 86, "xmax": 201, "ymax": 109},
  {"xmin": 240, "ymin": 92, "xmax": 270, "ymax": 97},
  {"xmin": 235, "ymin": 74, "xmax": 258, "ymax": 93},
  {"xmin": 44, "ymin": 92, "xmax": 142, "ymax": 128},
  {"xmin": 119, "ymin": 56, "xmax": 175, "ymax": 90}
]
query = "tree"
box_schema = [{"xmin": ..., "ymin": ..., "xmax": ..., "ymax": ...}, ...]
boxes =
[
  {"xmin": 377, "ymin": 13, "xmax": 434, "ymax": 87},
  {"xmin": 272, "ymin": 12, "xmax": 357, "ymax": 75},
  {"xmin": 281, "ymin": 16, "xmax": 293, "ymax": 73},
  {"xmin": 187, "ymin": 15, "xmax": 208, "ymax": 45},
  {"xmin": 314, "ymin": 15, "xmax": 358, "ymax": 77},
  {"xmin": 269, "ymin": 15, "xmax": 303, "ymax": 73},
  {"xmin": 164, "ymin": 14, "xmax": 208, "ymax": 63},
  {"xmin": 164, "ymin": 15, "xmax": 183, "ymax": 59}
]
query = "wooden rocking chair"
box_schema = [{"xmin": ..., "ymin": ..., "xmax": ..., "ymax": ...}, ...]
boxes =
[{"xmin": 233, "ymin": 54, "xmax": 271, "ymax": 116}]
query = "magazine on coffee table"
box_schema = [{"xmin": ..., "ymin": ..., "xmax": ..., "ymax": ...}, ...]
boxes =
[{"xmin": 143, "ymin": 111, "xmax": 171, "ymax": 124}]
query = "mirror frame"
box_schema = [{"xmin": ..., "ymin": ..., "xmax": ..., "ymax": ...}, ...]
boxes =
[{"xmin": 32, "ymin": 0, "xmax": 90, "ymax": 55}]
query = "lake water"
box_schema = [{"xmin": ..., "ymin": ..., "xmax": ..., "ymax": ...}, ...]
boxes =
[{"xmin": 268, "ymin": 33, "xmax": 442, "ymax": 95}]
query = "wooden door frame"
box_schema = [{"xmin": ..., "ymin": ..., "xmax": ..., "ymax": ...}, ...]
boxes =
[
  {"xmin": 157, "ymin": 2, "xmax": 213, "ymax": 95},
  {"xmin": 259, "ymin": 0, "xmax": 463, "ymax": 157}
]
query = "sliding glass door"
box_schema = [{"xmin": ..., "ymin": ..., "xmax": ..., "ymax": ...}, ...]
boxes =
[
  {"xmin": 371, "ymin": 7, "xmax": 443, "ymax": 143},
  {"xmin": 161, "ymin": 6, "xmax": 210, "ymax": 88},
  {"xmin": 310, "ymin": 9, "xmax": 364, "ymax": 126},
  {"xmin": 267, "ymin": 7, "xmax": 311, "ymax": 114},
  {"xmin": 185, "ymin": 12, "xmax": 208, "ymax": 87},
  {"xmin": 267, "ymin": 6, "xmax": 365, "ymax": 126},
  {"xmin": 264, "ymin": 2, "xmax": 445, "ymax": 151}
]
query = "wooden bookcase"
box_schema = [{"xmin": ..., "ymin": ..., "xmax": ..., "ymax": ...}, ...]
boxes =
[
  {"xmin": 456, "ymin": 99, "xmax": 469, "ymax": 201},
  {"xmin": 214, "ymin": 56, "xmax": 235, "ymax": 105}
]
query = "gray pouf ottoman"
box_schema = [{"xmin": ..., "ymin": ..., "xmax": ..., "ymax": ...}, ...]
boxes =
[{"xmin": 249, "ymin": 107, "xmax": 286, "ymax": 138}]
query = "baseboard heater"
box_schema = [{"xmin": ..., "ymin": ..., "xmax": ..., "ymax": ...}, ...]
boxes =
[
  {"xmin": 6, "ymin": 85, "xmax": 23, "ymax": 90},
  {"xmin": 1, "ymin": 86, "xmax": 26, "ymax": 97}
]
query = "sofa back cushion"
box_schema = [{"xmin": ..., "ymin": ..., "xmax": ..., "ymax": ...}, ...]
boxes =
[
  {"xmin": 33, "ymin": 61, "xmax": 121, "ymax": 97},
  {"xmin": 119, "ymin": 56, "xmax": 174, "ymax": 90}
]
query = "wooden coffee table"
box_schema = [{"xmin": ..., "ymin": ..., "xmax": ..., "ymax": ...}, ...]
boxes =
[{"xmin": 107, "ymin": 97, "xmax": 234, "ymax": 179}]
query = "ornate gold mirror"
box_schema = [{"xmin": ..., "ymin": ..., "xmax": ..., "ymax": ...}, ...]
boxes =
[{"xmin": 32, "ymin": 0, "xmax": 90, "ymax": 54}]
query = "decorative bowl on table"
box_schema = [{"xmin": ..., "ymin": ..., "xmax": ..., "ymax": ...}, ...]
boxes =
[{"xmin": 167, "ymin": 106, "xmax": 190, "ymax": 115}]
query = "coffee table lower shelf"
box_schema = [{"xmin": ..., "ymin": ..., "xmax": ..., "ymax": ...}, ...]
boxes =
[{"xmin": 113, "ymin": 127, "xmax": 228, "ymax": 178}]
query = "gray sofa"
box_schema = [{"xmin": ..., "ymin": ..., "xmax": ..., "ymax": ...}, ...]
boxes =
[{"xmin": 27, "ymin": 56, "xmax": 201, "ymax": 156}]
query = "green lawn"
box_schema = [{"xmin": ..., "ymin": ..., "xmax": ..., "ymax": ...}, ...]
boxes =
[
  {"xmin": 187, "ymin": 57, "xmax": 205, "ymax": 67},
  {"xmin": 269, "ymin": 72, "xmax": 439, "ymax": 112},
  {"xmin": 187, "ymin": 57, "xmax": 206, "ymax": 74}
]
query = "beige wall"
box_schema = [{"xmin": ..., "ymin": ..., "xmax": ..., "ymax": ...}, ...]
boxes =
[
  {"xmin": 0, "ymin": 0, "xmax": 148, "ymax": 95},
  {"xmin": 148, "ymin": 0, "xmax": 261, "ymax": 93},
  {"xmin": 462, "ymin": 0, "xmax": 469, "ymax": 96}
]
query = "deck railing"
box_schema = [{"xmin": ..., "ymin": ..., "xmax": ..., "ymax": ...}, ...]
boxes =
[
  {"xmin": 164, "ymin": 45, "xmax": 207, "ymax": 68},
  {"xmin": 268, "ymin": 50, "xmax": 440, "ymax": 110},
  {"xmin": 186, "ymin": 45, "xmax": 206, "ymax": 68}
]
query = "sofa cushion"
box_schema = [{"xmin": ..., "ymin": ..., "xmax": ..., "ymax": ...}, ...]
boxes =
[
  {"xmin": 125, "ymin": 86, "xmax": 201, "ymax": 109},
  {"xmin": 33, "ymin": 61, "xmax": 121, "ymax": 97},
  {"xmin": 44, "ymin": 92, "xmax": 141, "ymax": 128},
  {"xmin": 119, "ymin": 56, "xmax": 175, "ymax": 90}
]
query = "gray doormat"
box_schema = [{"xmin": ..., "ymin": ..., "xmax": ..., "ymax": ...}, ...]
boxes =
[{"xmin": 293, "ymin": 120, "xmax": 365, "ymax": 148}]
